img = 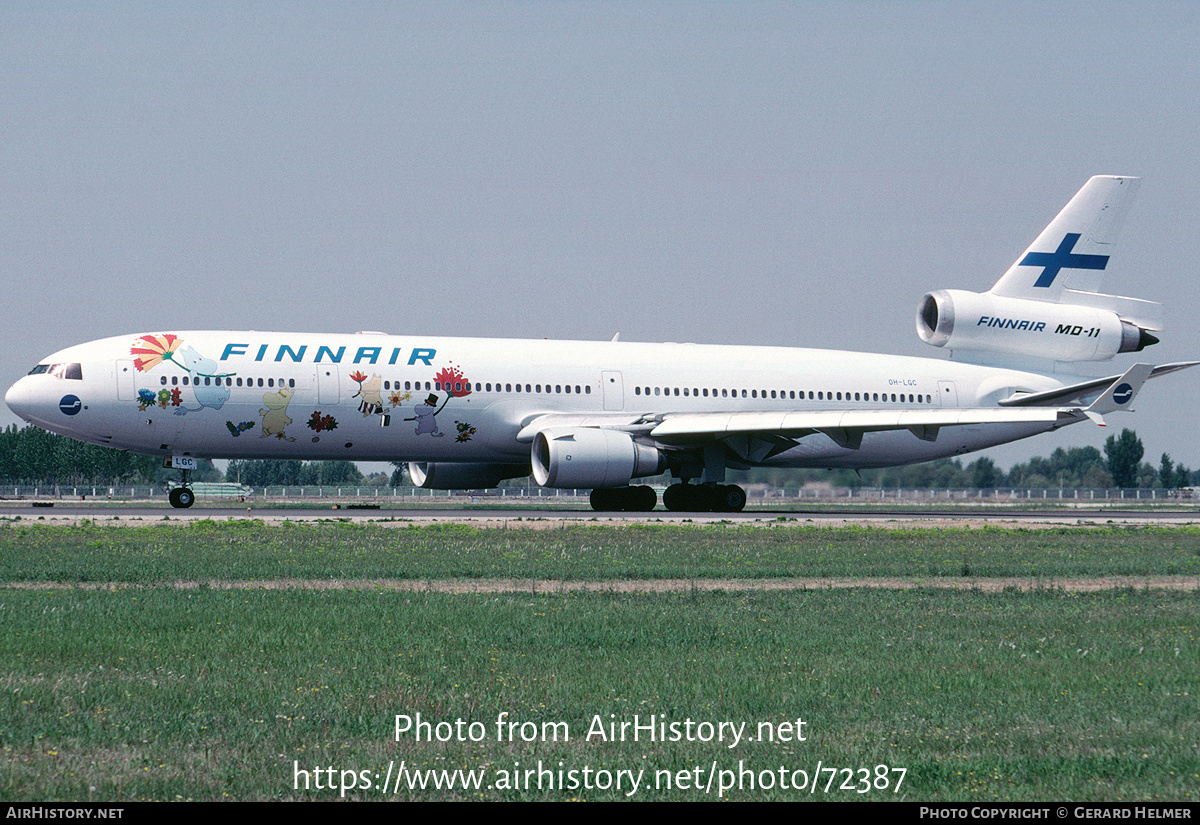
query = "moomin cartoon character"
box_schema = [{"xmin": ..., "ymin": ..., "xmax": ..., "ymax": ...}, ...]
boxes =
[
  {"xmin": 259, "ymin": 387, "xmax": 296, "ymax": 441},
  {"xmin": 173, "ymin": 345, "xmax": 231, "ymax": 415},
  {"xmin": 352, "ymin": 373, "xmax": 385, "ymax": 417},
  {"xmin": 407, "ymin": 393, "xmax": 446, "ymax": 437}
]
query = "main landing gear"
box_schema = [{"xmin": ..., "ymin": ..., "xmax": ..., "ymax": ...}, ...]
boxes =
[
  {"xmin": 587, "ymin": 483, "xmax": 748, "ymax": 513},
  {"xmin": 662, "ymin": 482, "xmax": 746, "ymax": 513},
  {"xmin": 587, "ymin": 445, "xmax": 747, "ymax": 513}
]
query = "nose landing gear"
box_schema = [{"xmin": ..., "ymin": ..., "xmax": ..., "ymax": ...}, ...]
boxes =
[
  {"xmin": 167, "ymin": 460, "xmax": 195, "ymax": 508},
  {"xmin": 168, "ymin": 486, "xmax": 195, "ymax": 508}
]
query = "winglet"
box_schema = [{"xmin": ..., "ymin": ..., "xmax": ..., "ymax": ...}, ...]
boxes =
[{"xmin": 1083, "ymin": 362, "xmax": 1154, "ymax": 426}]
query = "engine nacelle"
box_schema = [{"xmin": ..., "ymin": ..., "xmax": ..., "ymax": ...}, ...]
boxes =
[
  {"xmin": 531, "ymin": 428, "xmax": 665, "ymax": 488},
  {"xmin": 408, "ymin": 461, "xmax": 531, "ymax": 490},
  {"xmin": 916, "ymin": 289, "xmax": 1157, "ymax": 362}
]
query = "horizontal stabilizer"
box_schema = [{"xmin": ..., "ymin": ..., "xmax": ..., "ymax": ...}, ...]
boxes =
[
  {"xmin": 999, "ymin": 361, "xmax": 1198, "ymax": 407},
  {"xmin": 1061, "ymin": 289, "xmax": 1164, "ymax": 331}
]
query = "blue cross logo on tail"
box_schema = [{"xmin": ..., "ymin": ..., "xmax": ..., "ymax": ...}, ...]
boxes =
[{"xmin": 1021, "ymin": 233, "xmax": 1110, "ymax": 288}]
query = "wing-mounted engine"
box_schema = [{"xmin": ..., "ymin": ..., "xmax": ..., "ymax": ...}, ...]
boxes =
[
  {"xmin": 916, "ymin": 289, "xmax": 1159, "ymax": 363},
  {"xmin": 531, "ymin": 428, "xmax": 665, "ymax": 488}
]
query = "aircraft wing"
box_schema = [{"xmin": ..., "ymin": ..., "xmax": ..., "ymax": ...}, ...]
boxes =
[
  {"xmin": 646, "ymin": 407, "xmax": 1073, "ymax": 448},
  {"xmin": 518, "ymin": 407, "xmax": 1078, "ymax": 455}
]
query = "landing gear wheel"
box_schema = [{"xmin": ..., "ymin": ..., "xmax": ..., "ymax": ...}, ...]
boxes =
[
  {"xmin": 664, "ymin": 483, "xmax": 705, "ymax": 511},
  {"xmin": 664, "ymin": 483, "xmax": 746, "ymax": 512},
  {"xmin": 713, "ymin": 484, "xmax": 747, "ymax": 513},
  {"xmin": 662, "ymin": 483, "xmax": 687, "ymax": 511},
  {"xmin": 590, "ymin": 488, "xmax": 617, "ymax": 511},
  {"xmin": 633, "ymin": 485, "xmax": 658, "ymax": 512},
  {"xmin": 169, "ymin": 487, "xmax": 195, "ymax": 509}
]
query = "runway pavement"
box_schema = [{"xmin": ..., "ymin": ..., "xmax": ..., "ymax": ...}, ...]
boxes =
[{"xmin": 3, "ymin": 499, "xmax": 1199, "ymax": 527}]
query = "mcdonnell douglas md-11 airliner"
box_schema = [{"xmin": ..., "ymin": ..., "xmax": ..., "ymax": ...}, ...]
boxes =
[{"xmin": 6, "ymin": 176, "xmax": 1195, "ymax": 510}]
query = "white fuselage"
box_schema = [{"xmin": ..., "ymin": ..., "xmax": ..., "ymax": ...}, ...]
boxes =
[{"xmin": 5, "ymin": 330, "xmax": 1081, "ymax": 473}]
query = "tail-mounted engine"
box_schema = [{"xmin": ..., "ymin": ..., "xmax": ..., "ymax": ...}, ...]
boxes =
[{"xmin": 916, "ymin": 289, "xmax": 1158, "ymax": 363}]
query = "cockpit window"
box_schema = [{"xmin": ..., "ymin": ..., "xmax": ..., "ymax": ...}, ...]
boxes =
[
  {"xmin": 53, "ymin": 363, "xmax": 83, "ymax": 380},
  {"xmin": 28, "ymin": 363, "xmax": 83, "ymax": 379}
]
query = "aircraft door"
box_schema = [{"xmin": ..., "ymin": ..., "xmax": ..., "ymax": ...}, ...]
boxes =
[
  {"xmin": 115, "ymin": 360, "xmax": 135, "ymax": 401},
  {"xmin": 318, "ymin": 366, "xmax": 340, "ymax": 405},
  {"xmin": 937, "ymin": 380, "xmax": 959, "ymax": 407},
  {"xmin": 601, "ymin": 371, "xmax": 624, "ymax": 411}
]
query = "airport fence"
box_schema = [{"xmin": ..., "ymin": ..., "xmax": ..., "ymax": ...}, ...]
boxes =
[{"xmin": 0, "ymin": 485, "xmax": 1195, "ymax": 503}]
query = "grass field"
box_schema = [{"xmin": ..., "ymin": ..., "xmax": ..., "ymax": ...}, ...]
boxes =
[{"xmin": 1, "ymin": 520, "xmax": 1197, "ymax": 801}]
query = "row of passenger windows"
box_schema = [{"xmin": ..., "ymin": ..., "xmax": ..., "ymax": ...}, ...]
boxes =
[
  {"xmin": 156, "ymin": 373, "xmax": 929, "ymax": 404},
  {"xmin": 160, "ymin": 375, "xmax": 296, "ymax": 389},
  {"xmin": 382, "ymin": 380, "xmax": 592, "ymax": 395},
  {"xmin": 634, "ymin": 386, "xmax": 932, "ymax": 404},
  {"xmin": 156, "ymin": 374, "xmax": 591, "ymax": 395}
]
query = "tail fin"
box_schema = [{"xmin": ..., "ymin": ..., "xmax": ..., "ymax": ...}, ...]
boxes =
[
  {"xmin": 988, "ymin": 175, "xmax": 1162, "ymax": 331},
  {"xmin": 916, "ymin": 175, "xmax": 1164, "ymax": 365}
]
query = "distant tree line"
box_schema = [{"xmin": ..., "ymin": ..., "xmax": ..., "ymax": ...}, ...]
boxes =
[
  {"xmin": 1, "ymin": 423, "xmax": 1194, "ymax": 490},
  {"xmin": 225, "ymin": 459, "xmax": 365, "ymax": 487},
  {"xmin": 732, "ymin": 429, "xmax": 1194, "ymax": 491},
  {"xmin": 0, "ymin": 424, "xmax": 161, "ymax": 485}
]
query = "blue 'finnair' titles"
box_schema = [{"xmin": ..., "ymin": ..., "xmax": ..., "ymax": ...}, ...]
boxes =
[
  {"xmin": 976, "ymin": 317, "xmax": 1047, "ymax": 332},
  {"xmin": 219, "ymin": 342, "xmax": 437, "ymax": 366},
  {"xmin": 5, "ymin": 175, "xmax": 1195, "ymax": 512}
]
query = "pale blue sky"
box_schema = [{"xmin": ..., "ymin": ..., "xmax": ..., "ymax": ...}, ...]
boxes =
[{"xmin": 3, "ymin": 1, "xmax": 1198, "ymax": 470}]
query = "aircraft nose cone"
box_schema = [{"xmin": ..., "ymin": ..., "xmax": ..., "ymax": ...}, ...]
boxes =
[
  {"xmin": 4, "ymin": 377, "xmax": 37, "ymax": 421},
  {"xmin": 5, "ymin": 376, "xmax": 67, "ymax": 427}
]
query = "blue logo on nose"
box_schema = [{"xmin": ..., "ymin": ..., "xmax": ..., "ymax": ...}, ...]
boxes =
[
  {"xmin": 1112, "ymin": 383, "xmax": 1134, "ymax": 405},
  {"xmin": 59, "ymin": 395, "xmax": 82, "ymax": 416}
]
